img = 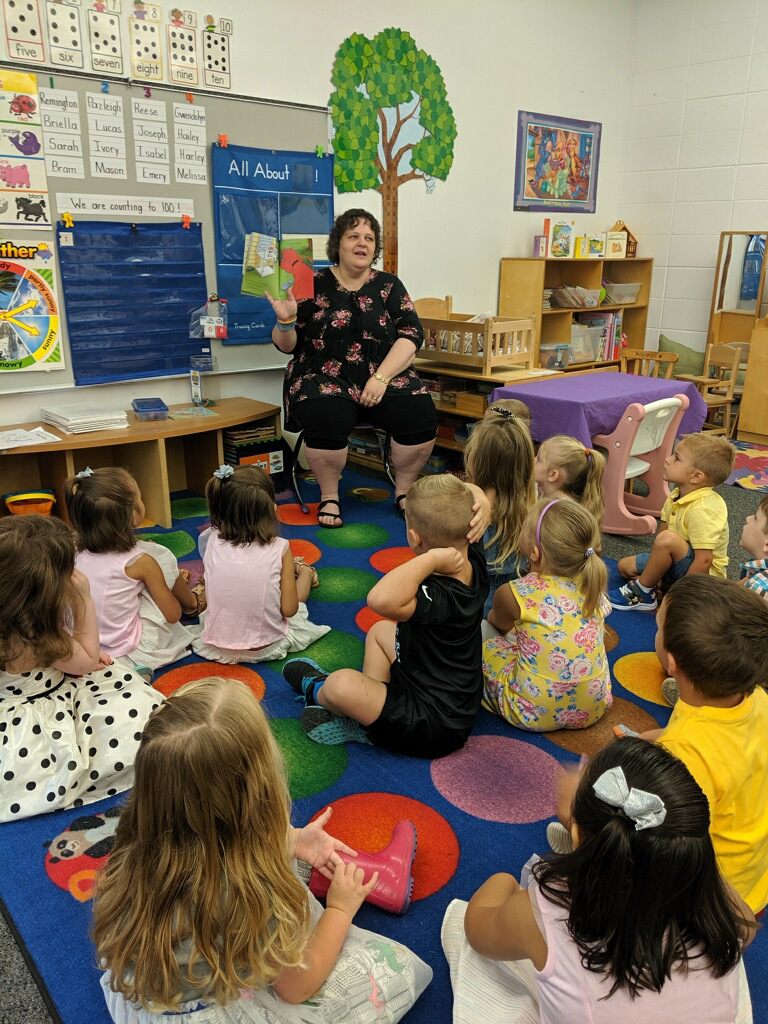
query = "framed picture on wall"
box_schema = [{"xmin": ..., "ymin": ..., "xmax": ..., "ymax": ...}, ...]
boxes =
[{"xmin": 514, "ymin": 110, "xmax": 601, "ymax": 214}]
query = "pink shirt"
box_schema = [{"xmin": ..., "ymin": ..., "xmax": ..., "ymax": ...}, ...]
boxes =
[
  {"xmin": 75, "ymin": 547, "xmax": 143, "ymax": 656},
  {"xmin": 201, "ymin": 530, "xmax": 289, "ymax": 650},
  {"xmin": 529, "ymin": 879, "xmax": 741, "ymax": 1023}
]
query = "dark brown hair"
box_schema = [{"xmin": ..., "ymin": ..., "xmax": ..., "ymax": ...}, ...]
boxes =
[
  {"xmin": 0, "ymin": 514, "xmax": 79, "ymax": 670},
  {"xmin": 64, "ymin": 467, "xmax": 137, "ymax": 554},
  {"xmin": 326, "ymin": 209, "xmax": 382, "ymax": 265},
  {"xmin": 534, "ymin": 738, "xmax": 743, "ymax": 999},
  {"xmin": 206, "ymin": 465, "xmax": 277, "ymax": 546},
  {"xmin": 662, "ymin": 574, "xmax": 768, "ymax": 697}
]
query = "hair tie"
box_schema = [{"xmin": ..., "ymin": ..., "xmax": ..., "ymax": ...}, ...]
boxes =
[
  {"xmin": 213, "ymin": 464, "xmax": 234, "ymax": 480},
  {"xmin": 593, "ymin": 766, "xmax": 666, "ymax": 831},
  {"xmin": 584, "ymin": 547, "xmax": 595, "ymax": 558},
  {"xmin": 75, "ymin": 467, "xmax": 93, "ymax": 479},
  {"xmin": 584, "ymin": 448, "xmax": 592, "ymax": 461},
  {"xmin": 490, "ymin": 405, "xmax": 515, "ymax": 420},
  {"xmin": 535, "ymin": 499, "xmax": 562, "ymax": 548}
]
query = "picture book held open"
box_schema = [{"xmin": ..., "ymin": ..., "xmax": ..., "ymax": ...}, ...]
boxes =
[{"xmin": 241, "ymin": 234, "xmax": 314, "ymax": 300}]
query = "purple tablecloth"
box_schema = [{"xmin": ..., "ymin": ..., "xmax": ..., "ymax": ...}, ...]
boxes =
[{"xmin": 492, "ymin": 372, "xmax": 708, "ymax": 446}]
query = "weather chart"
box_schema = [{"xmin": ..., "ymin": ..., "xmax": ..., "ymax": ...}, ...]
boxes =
[{"xmin": 0, "ymin": 236, "xmax": 62, "ymax": 371}]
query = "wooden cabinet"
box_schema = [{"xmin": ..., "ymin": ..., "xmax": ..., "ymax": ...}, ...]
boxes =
[
  {"xmin": 498, "ymin": 256, "xmax": 653, "ymax": 371},
  {"xmin": 737, "ymin": 317, "xmax": 768, "ymax": 443}
]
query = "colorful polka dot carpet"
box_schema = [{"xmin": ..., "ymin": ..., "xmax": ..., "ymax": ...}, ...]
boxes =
[{"xmin": 0, "ymin": 469, "xmax": 765, "ymax": 1023}]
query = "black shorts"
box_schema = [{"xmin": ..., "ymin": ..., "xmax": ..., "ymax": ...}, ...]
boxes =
[
  {"xmin": 364, "ymin": 660, "xmax": 471, "ymax": 759},
  {"xmin": 292, "ymin": 393, "xmax": 438, "ymax": 450}
]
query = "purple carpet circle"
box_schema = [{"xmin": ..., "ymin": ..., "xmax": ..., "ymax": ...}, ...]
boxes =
[{"xmin": 431, "ymin": 734, "xmax": 560, "ymax": 823}]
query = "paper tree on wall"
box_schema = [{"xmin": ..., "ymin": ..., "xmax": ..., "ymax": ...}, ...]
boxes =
[{"xmin": 329, "ymin": 28, "xmax": 457, "ymax": 275}]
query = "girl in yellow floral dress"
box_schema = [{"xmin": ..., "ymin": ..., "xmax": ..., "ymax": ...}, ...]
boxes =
[{"xmin": 482, "ymin": 497, "xmax": 611, "ymax": 732}]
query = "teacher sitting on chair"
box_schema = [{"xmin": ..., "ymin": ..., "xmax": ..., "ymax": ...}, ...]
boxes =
[{"xmin": 268, "ymin": 208, "xmax": 437, "ymax": 528}]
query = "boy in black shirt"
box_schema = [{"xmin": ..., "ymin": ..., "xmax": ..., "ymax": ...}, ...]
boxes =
[{"xmin": 284, "ymin": 474, "xmax": 489, "ymax": 758}]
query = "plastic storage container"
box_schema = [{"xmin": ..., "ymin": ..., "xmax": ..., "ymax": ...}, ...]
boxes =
[
  {"xmin": 4, "ymin": 490, "xmax": 56, "ymax": 515},
  {"xmin": 603, "ymin": 281, "xmax": 641, "ymax": 304},
  {"xmin": 131, "ymin": 398, "xmax": 169, "ymax": 421},
  {"xmin": 569, "ymin": 326, "xmax": 602, "ymax": 362}
]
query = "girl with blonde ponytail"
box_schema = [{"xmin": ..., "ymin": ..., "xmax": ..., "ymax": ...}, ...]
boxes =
[
  {"xmin": 535, "ymin": 435, "xmax": 606, "ymax": 528},
  {"xmin": 482, "ymin": 497, "xmax": 611, "ymax": 732}
]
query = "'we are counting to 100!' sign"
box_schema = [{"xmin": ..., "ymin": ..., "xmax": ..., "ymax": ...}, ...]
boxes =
[{"xmin": 54, "ymin": 193, "xmax": 194, "ymax": 218}]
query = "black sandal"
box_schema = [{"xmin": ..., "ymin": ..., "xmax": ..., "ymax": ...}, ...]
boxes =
[
  {"xmin": 317, "ymin": 498, "xmax": 343, "ymax": 529},
  {"xmin": 395, "ymin": 494, "xmax": 407, "ymax": 519}
]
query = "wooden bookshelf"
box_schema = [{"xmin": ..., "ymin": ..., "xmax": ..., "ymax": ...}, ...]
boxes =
[{"xmin": 498, "ymin": 256, "xmax": 653, "ymax": 371}]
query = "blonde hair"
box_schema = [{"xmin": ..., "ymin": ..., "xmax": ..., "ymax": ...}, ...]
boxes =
[
  {"xmin": 406, "ymin": 474, "xmax": 475, "ymax": 547},
  {"xmin": 539, "ymin": 435, "xmax": 606, "ymax": 526},
  {"xmin": 521, "ymin": 497, "xmax": 607, "ymax": 618},
  {"xmin": 92, "ymin": 678, "xmax": 310, "ymax": 1010},
  {"xmin": 464, "ymin": 410, "xmax": 536, "ymax": 568},
  {"xmin": 485, "ymin": 398, "xmax": 531, "ymax": 424},
  {"xmin": 677, "ymin": 433, "xmax": 735, "ymax": 487}
]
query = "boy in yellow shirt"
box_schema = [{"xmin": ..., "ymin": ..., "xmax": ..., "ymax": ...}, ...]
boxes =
[
  {"xmin": 609, "ymin": 432, "xmax": 734, "ymax": 611},
  {"xmin": 644, "ymin": 574, "xmax": 768, "ymax": 913}
]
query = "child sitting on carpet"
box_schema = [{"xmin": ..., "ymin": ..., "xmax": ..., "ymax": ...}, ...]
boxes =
[
  {"xmin": 642, "ymin": 575, "xmax": 768, "ymax": 914},
  {"xmin": 92, "ymin": 678, "xmax": 432, "ymax": 1022},
  {"xmin": 0, "ymin": 515, "xmax": 162, "ymax": 822},
  {"xmin": 283, "ymin": 474, "xmax": 489, "ymax": 757},
  {"xmin": 609, "ymin": 432, "xmax": 735, "ymax": 611},
  {"xmin": 534, "ymin": 434, "xmax": 606, "ymax": 527},
  {"xmin": 192, "ymin": 464, "xmax": 329, "ymax": 663},
  {"xmin": 464, "ymin": 405, "xmax": 536, "ymax": 616},
  {"xmin": 482, "ymin": 497, "xmax": 611, "ymax": 732},
  {"xmin": 740, "ymin": 493, "xmax": 768, "ymax": 601},
  {"xmin": 442, "ymin": 737, "xmax": 756, "ymax": 1024},
  {"xmin": 65, "ymin": 467, "xmax": 200, "ymax": 671}
]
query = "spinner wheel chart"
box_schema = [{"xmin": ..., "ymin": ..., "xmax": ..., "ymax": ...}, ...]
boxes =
[{"xmin": 0, "ymin": 258, "xmax": 59, "ymax": 368}]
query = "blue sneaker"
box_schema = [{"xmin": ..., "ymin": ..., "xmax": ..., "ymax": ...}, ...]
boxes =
[
  {"xmin": 609, "ymin": 580, "xmax": 658, "ymax": 611},
  {"xmin": 301, "ymin": 705, "xmax": 372, "ymax": 745},
  {"xmin": 283, "ymin": 658, "xmax": 328, "ymax": 704}
]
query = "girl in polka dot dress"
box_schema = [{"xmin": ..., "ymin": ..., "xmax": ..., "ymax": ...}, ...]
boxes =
[
  {"xmin": 0, "ymin": 515, "xmax": 162, "ymax": 822},
  {"xmin": 65, "ymin": 466, "xmax": 202, "ymax": 672}
]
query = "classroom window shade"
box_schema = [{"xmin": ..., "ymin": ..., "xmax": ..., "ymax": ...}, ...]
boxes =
[{"xmin": 56, "ymin": 221, "xmax": 208, "ymax": 386}]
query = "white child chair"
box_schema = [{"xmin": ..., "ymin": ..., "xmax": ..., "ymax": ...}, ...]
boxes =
[{"xmin": 593, "ymin": 394, "xmax": 690, "ymax": 535}]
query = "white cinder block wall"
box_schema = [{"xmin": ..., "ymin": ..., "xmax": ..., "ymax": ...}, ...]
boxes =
[{"xmin": 619, "ymin": 0, "xmax": 768, "ymax": 357}]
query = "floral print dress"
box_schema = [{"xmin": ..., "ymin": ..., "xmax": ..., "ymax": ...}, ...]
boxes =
[
  {"xmin": 282, "ymin": 267, "xmax": 429, "ymax": 431},
  {"xmin": 482, "ymin": 573, "xmax": 612, "ymax": 732}
]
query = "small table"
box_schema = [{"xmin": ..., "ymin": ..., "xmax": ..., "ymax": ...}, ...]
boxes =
[
  {"xmin": 0, "ymin": 397, "xmax": 281, "ymax": 528},
  {"xmin": 492, "ymin": 372, "xmax": 707, "ymax": 445}
]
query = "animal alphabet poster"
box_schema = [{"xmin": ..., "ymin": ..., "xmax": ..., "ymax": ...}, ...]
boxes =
[
  {"xmin": 0, "ymin": 236, "xmax": 63, "ymax": 372},
  {"xmin": 0, "ymin": 69, "xmax": 50, "ymax": 228}
]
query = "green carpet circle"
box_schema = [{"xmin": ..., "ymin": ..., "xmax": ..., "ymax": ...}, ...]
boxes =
[
  {"xmin": 266, "ymin": 629, "xmax": 365, "ymax": 674},
  {"xmin": 311, "ymin": 567, "xmax": 378, "ymax": 602},
  {"xmin": 170, "ymin": 496, "xmax": 210, "ymax": 519},
  {"xmin": 270, "ymin": 718, "xmax": 348, "ymax": 799},
  {"xmin": 316, "ymin": 523, "xmax": 390, "ymax": 549},
  {"xmin": 140, "ymin": 530, "xmax": 196, "ymax": 557}
]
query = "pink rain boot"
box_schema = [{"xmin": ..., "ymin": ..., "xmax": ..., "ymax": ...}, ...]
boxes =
[{"xmin": 309, "ymin": 819, "xmax": 417, "ymax": 915}]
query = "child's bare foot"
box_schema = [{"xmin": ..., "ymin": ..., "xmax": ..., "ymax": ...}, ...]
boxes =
[
  {"xmin": 294, "ymin": 556, "xmax": 319, "ymax": 588},
  {"xmin": 182, "ymin": 580, "xmax": 206, "ymax": 615}
]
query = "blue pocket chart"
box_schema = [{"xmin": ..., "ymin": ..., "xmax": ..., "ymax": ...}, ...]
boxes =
[
  {"xmin": 56, "ymin": 221, "xmax": 209, "ymax": 386},
  {"xmin": 212, "ymin": 144, "xmax": 334, "ymax": 345}
]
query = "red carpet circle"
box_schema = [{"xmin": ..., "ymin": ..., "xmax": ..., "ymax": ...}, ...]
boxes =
[
  {"xmin": 355, "ymin": 606, "xmax": 393, "ymax": 633},
  {"xmin": 370, "ymin": 547, "xmax": 415, "ymax": 573},
  {"xmin": 310, "ymin": 792, "xmax": 459, "ymax": 901},
  {"xmin": 431, "ymin": 735, "xmax": 560, "ymax": 823},
  {"xmin": 288, "ymin": 539, "xmax": 322, "ymax": 565},
  {"xmin": 278, "ymin": 502, "xmax": 321, "ymax": 525},
  {"xmin": 153, "ymin": 662, "xmax": 266, "ymax": 699}
]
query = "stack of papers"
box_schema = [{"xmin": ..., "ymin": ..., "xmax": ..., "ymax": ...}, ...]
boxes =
[{"xmin": 40, "ymin": 403, "xmax": 129, "ymax": 434}]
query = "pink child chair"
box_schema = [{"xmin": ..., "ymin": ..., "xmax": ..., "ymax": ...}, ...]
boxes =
[{"xmin": 593, "ymin": 394, "xmax": 690, "ymax": 535}]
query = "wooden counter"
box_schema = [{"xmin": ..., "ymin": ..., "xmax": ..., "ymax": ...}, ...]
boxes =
[{"xmin": 0, "ymin": 397, "xmax": 281, "ymax": 528}]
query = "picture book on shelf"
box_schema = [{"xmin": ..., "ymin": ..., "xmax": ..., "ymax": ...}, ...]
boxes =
[
  {"xmin": 574, "ymin": 233, "xmax": 606, "ymax": 258},
  {"xmin": 544, "ymin": 218, "xmax": 575, "ymax": 259},
  {"xmin": 241, "ymin": 235, "xmax": 314, "ymax": 300},
  {"xmin": 575, "ymin": 309, "xmax": 623, "ymax": 361}
]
